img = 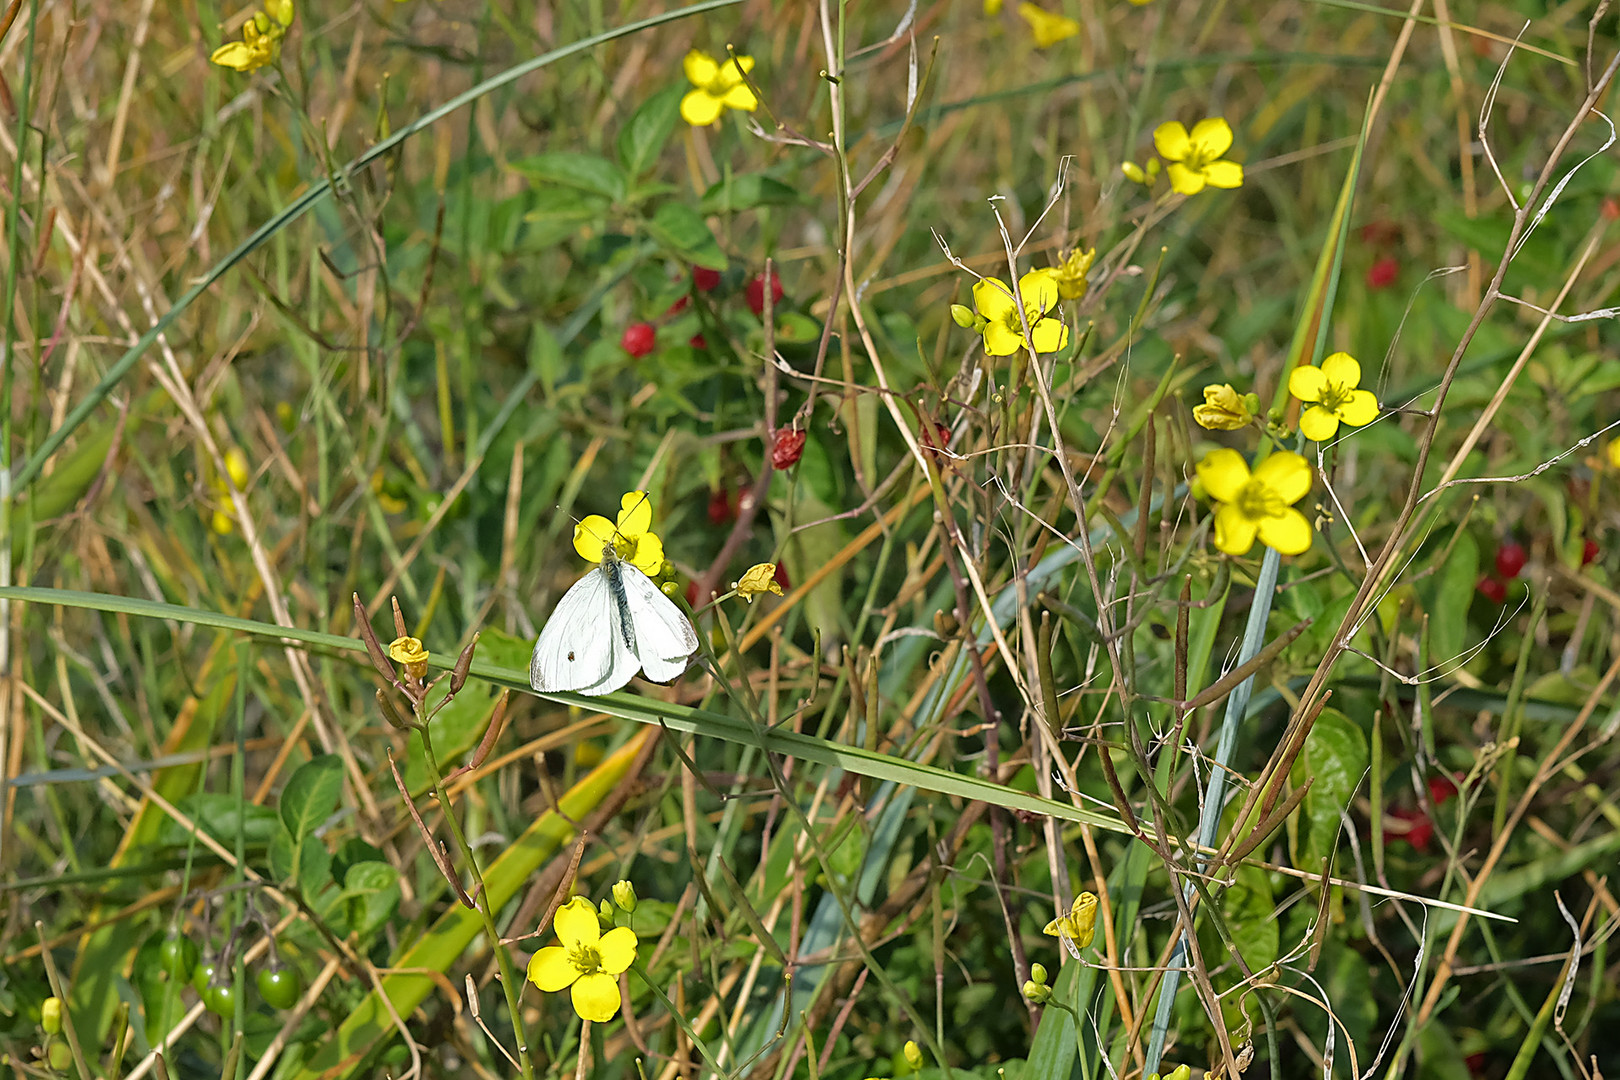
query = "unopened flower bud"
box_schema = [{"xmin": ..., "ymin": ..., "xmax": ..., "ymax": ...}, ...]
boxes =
[
  {"xmin": 950, "ymin": 303, "xmax": 976, "ymax": 328},
  {"xmin": 612, "ymin": 880, "xmax": 637, "ymax": 913},
  {"xmin": 598, "ymin": 899, "xmax": 615, "ymax": 926},
  {"xmin": 1029, "ymin": 962, "xmax": 1048, "ymax": 986},
  {"xmin": 903, "ymin": 1041, "xmax": 923, "ymax": 1069},
  {"xmin": 41, "ymin": 997, "xmax": 61, "ymax": 1035},
  {"xmin": 1022, "ymin": 979, "xmax": 1052, "ymax": 1004}
]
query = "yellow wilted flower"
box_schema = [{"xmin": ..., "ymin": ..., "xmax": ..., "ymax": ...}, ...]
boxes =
[
  {"xmin": 1048, "ymin": 247, "xmax": 1095, "ymax": 300},
  {"xmin": 575, "ymin": 491, "xmax": 667, "ymax": 576},
  {"xmin": 1153, "ymin": 117, "xmax": 1244, "ymax": 195},
  {"xmin": 210, "ymin": 3, "xmax": 293, "ymax": 73},
  {"xmin": 1192, "ymin": 384, "xmax": 1256, "ymax": 431},
  {"xmin": 733, "ymin": 563, "xmax": 784, "ymax": 603},
  {"xmin": 681, "ymin": 50, "xmax": 758, "ymax": 127},
  {"xmin": 1197, "ymin": 449, "xmax": 1313, "ymax": 556},
  {"xmin": 1043, "ymin": 891, "xmax": 1098, "ymax": 951},
  {"xmin": 1017, "ymin": 3, "xmax": 1078, "ymax": 47}
]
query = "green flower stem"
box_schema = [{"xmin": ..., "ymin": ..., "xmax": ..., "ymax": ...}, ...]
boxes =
[
  {"xmin": 1142, "ymin": 544, "xmax": 1281, "ymax": 1076},
  {"xmin": 415, "ymin": 723, "xmax": 532, "ymax": 1079}
]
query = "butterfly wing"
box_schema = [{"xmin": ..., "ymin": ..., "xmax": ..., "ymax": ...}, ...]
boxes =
[
  {"xmin": 530, "ymin": 568, "xmax": 637, "ymax": 694},
  {"xmin": 618, "ymin": 564, "xmax": 700, "ymax": 683}
]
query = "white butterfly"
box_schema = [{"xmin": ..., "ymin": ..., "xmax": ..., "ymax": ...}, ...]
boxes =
[{"xmin": 529, "ymin": 545, "xmax": 700, "ymax": 696}]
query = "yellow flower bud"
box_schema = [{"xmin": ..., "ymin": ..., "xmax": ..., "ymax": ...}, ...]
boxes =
[
  {"xmin": 387, "ymin": 636, "xmax": 430, "ymax": 681},
  {"xmin": 223, "ymin": 446, "xmax": 250, "ymax": 490},
  {"xmin": 1029, "ymin": 962, "xmax": 1048, "ymax": 985},
  {"xmin": 1022, "ymin": 979, "xmax": 1052, "ymax": 1004},
  {"xmin": 612, "ymin": 880, "xmax": 637, "ymax": 913},
  {"xmin": 41, "ymin": 997, "xmax": 62, "ymax": 1035},
  {"xmin": 211, "ymin": 509, "xmax": 235, "ymax": 535},
  {"xmin": 1192, "ymin": 383, "xmax": 1254, "ymax": 431},
  {"xmin": 903, "ymin": 1041, "xmax": 923, "ymax": 1070},
  {"xmin": 265, "ymin": 0, "xmax": 294, "ymax": 26},
  {"xmin": 1121, "ymin": 161, "xmax": 1147, "ymax": 184},
  {"xmin": 732, "ymin": 563, "xmax": 783, "ymax": 604},
  {"xmin": 950, "ymin": 303, "xmax": 977, "ymax": 328},
  {"xmin": 1048, "ymin": 247, "xmax": 1095, "ymax": 300}
]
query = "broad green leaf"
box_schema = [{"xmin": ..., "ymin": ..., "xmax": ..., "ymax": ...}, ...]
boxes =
[
  {"xmin": 332, "ymin": 838, "xmax": 386, "ymax": 886},
  {"xmin": 1293, "ymin": 707, "xmax": 1369, "ymax": 866},
  {"xmin": 331, "ymin": 862, "xmax": 400, "ymax": 942},
  {"xmin": 1425, "ymin": 530, "xmax": 1478, "ymax": 667},
  {"xmin": 156, "ymin": 794, "xmax": 280, "ymax": 849},
  {"xmin": 617, "ymin": 86, "xmax": 683, "ymax": 179},
  {"xmin": 644, "ymin": 201, "xmax": 726, "ymax": 269},
  {"xmin": 700, "ymin": 172, "xmax": 805, "ymax": 214},
  {"xmin": 279, "ymin": 754, "xmax": 343, "ymax": 839},
  {"xmin": 512, "ymin": 151, "xmax": 626, "ymax": 201},
  {"xmin": 269, "ymin": 823, "xmax": 333, "ymax": 892}
]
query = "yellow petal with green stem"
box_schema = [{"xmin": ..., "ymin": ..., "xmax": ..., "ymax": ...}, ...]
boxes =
[
  {"xmin": 630, "ymin": 531, "xmax": 665, "ymax": 576},
  {"xmin": 1152, "ymin": 121, "xmax": 1191, "ymax": 162},
  {"xmin": 721, "ymin": 82, "xmax": 758, "ymax": 111},
  {"xmin": 527, "ymin": 947, "xmax": 578, "ymax": 992},
  {"xmin": 1029, "ymin": 317, "xmax": 1068, "ymax": 355},
  {"xmin": 571, "ymin": 972, "xmax": 622, "ymax": 1023},
  {"xmin": 1196, "ymin": 448, "xmax": 1250, "ymax": 504},
  {"xmin": 981, "ymin": 321, "xmax": 1024, "ymax": 357},
  {"xmin": 1213, "ymin": 503, "xmax": 1259, "ymax": 556},
  {"xmin": 1188, "ymin": 116, "xmax": 1233, "ymax": 158},
  {"xmin": 1299, "ymin": 405, "xmax": 1340, "ymax": 442},
  {"xmin": 1258, "ymin": 507, "xmax": 1313, "ymax": 555},
  {"xmin": 1018, "ymin": 269, "xmax": 1059, "ymax": 315}
]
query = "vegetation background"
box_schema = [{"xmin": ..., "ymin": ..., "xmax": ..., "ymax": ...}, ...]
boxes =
[{"xmin": 1, "ymin": 0, "xmax": 1618, "ymax": 1078}]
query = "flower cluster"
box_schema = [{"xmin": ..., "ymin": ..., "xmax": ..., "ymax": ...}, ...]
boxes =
[
  {"xmin": 210, "ymin": 0, "xmax": 293, "ymax": 73},
  {"xmin": 527, "ymin": 892, "xmax": 640, "ymax": 1023},
  {"xmin": 1124, "ymin": 117, "xmax": 1244, "ymax": 196}
]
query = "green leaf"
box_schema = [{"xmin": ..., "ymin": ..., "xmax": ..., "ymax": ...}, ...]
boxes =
[
  {"xmin": 511, "ymin": 151, "xmax": 626, "ymax": 201},
  {"xmin": 1425, "ymin": 529, "xmax": 1478, "ymax": 667},
  {"xmin": 332, "ymin": 838, "xmax": 386, "ymax": 886},
  {"xmin": 1294, "ymin": 707, "xmax": 1369, "ymax": 866},
  {"xmin": 333, "ymin": 862, "xmax": 401, "ymax": 942},
  {"xmin": 644, "ymin": 202, "xmax": 726, "ymax": 269},
  {"xmin": 269, "ymin": 823, "xmax": 332, "ymax": 892},
  {"xmin": 156, "ymin": 794, "xmax": 280, "ymax": 849},
  {"xmin": 699, "ymin": 172, "xmax": 805, "ymax": 214},
  {"xmin": 617, "ymin": 87, "xmax": 683, "ymax": 179},
  {"xmin": 278, "ymin": 754, "xmax": 343, "ymax": 839}
]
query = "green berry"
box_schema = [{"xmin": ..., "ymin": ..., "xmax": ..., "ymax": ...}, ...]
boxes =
[
  {"xmin": 158, "ymin": 935, "xmax": 198, "ymax": 982},
  {"xmin": 191, "ymin": 958, "xmax": 219, "ymax": 995},
  {"xmin": 48, "ymin": 1039, "xmax": 73, "ymax": 1070},
  {"xmin": 202, "ymin": 979, "xmax": 237, "ymax": 1017},
  {"xmin": 256, "ymin": 966, "xmax": 302, "ymax": 1010}
]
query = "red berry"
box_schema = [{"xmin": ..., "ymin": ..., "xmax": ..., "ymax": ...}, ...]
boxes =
[
  {"xmin": 692, "ymin": 267, "xmax": 722, "ymax": 291},
  {"xmin": 1366, "ymin": 256, "xmax": 1398, "ymax": 289},
  {"xmin": 665, "ymin": 295, "xmax": 690, "ymax": 317},
  {"xmin": 1477, "ymin": 575, "xmax": 1507, "ymax": 604},
  {"xmin": 689, "ymin": 334, "xmax": 707, "ymax": 350},
  {"xmin": 1427, "ymin": 774, "xmax": 1457, "ymax": 806},
  {"xmin": 1583, "ymin": 538, "xmax": 1599, "ymax": 565},
  {"xmin": 1389, "ymin": 806, "xmax": 1433, "ymax": 852},
  {"xmin": 773, "ymin": 562, "xmax": 791, "ymax": 591},
  {"xmin": 747, "ymin": 270, "xmax": 784, "ymax": 316},
  {"xmin": 1464, "ymin": 1052, "xmax": 1487, "ymax": 1078},
  {"xmin": 620, "ymin": 322, "xmax": 656, "ymax": 358},
  {"xmin": 707, "ymin": 487, "xmax": 734, "ymax": 525},
  {"xmin": 770, "ymin": 427, "xmax": 806, "ymax": 470},
  {"xmin": 1604, "ymin": 197, "xmax": 1620, "ymax": 221},
  {"xmin": 1494, "ymin": 541, "xmax": 1526, "ymax": 579}
]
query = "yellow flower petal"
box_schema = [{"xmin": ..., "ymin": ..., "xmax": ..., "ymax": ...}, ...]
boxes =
[
  {"xmin": 1202, "ymin": 160, "xmax": 1244, "ymax": 189},
  {"xmin": 1250, "ymin": 451, "xmax": 1312, "ymax": 505},
  {"xmin": 1299, "ymin": 405, "xmax": 1341, "ymax": 442},
  {"xmin": 570, "ymin": 972, "xmax": 622, "ymax": 1023},
  {"xmin": 1165, "ymin": 162, "xmax": 1206, "ymax": 196},
  {"xmin": 681, "ymin": 89, "xmax": 723, "ymax": 126},
  {"xmin": 1152, "ymin": 121, "xmax": 1191, "ymax": 162},
  {"xmin": 716, "ymin": 55, "xmax": 754, "ymax": 89},
  {"xmin": 1018, "ymin": 268, "xmax": 1060, "ymax": 315},
  {"xmin": 1338, "ymin": 389, "xmax": 1379, "ymax": 427},
  {"xmin": 981, "ymin": 322, "xmax": 1024, "ymax": 356},
  {"xmin": 1257, "ymin": 506, "xmax": 1313, "ymax": 555},
  {"xmin": 1017, "ymin": 3, "xmax": 1078, "ymax": 46},
  {"xmin": 574, "ymin": 516, "xmax": 618, "ymax": 563},
  {"xmin": 1610, "ymin": 440, "xmax": 1620, "ymax": 470},
  {"xmin": 210, "ymin": 41, "xmax": 256, "ymax": 70},
  {"xmin": 985, "ymin": 0, "xmax": 1004, "ymax": 11},
  {"xmin": 1213, "ymin": 503, "xmax": 1259, "ymax": 556},
  {"xmin": 972, "ymin": 277, "xmax": 1017, "ymax": 322},
  {"xmin": 630, "ymin": 531, "xmax": 665, "ymax": 577},
  {"xmin": 1196, "ymin": 448, "xmax": 1250, "ymax": 504},
  {"xmin": 720, "ymin": 82, "xmax": 758, "ymax": 111},
  {"xmin": 1192, "ymin": 384, "xmax": 1251, "ymax": 430},
  {"xmin": 617, "ymin": 491, "xmax": 653, "ymax": 537},
  {"xmin": 598, "ymin": 926, "xmax": 639, "ymax": 974},
  {"xmin": 683, "ymin": 49, "xmax": 719, "ymax": 88},
  {"xmin": 554, "ymin": 896, "xmax": 601, "ymax": 948},
  {"xmin": 1188, "ymin": 116, "xmax": 1234, "ymax": 159},
  {"xmin": 1287, "ymin": 364, "xmax": 1328, "ymax": 404},
  {"xmin": 1029, "ymin": 317, "xmax": 1069, "ymax": 354},
  {"xmin": 1319, "ymin": 351, "xmax": 1361, "ymax": 389},
  {"xmin": 527, "ymin": 947, "xmax": 577, "ymax": 992}
]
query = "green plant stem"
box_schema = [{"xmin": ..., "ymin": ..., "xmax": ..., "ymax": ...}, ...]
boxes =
[
  {"xmin": 415, "ymin": 724, "xmax": 532, "ymax": 1079},
  {"xmin": 1143, "ymin": 544, "xmax": 1281, "ymax": 1076}
]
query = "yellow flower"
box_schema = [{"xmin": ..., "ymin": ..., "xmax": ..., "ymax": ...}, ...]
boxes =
[
  {"xmin": 681, "ymin": 50, "xmax": 758, "ymax": 127},
  {"xmin": 223, "ymin": 446, "xmax": 250, "ymax": 489},
  {"xmin": 1153, "ymin": 117, "xmax": 1244, "ymax": 195},
  {"xmin": 1043, "ymin": 891, "xmax": 1098, "ymax": 949},
  {"xmin": 1048, "ymin": 247, "xmax": 1094, "ymax": 301},
  {"xmin": 1287, "ymin": 351, "xmax": 1379, "ymax": 441},
  {"xmin": 388, "ymin": 635, "xmax": 429, "ymax": 681},
  {"xmin": 1148, "ymin": 1069, "xmax": 1191, "ymax": 1080},
  {"xmin": 1017, "ymin": 3, "xmax": 1078, "ymax": 46},
  {"xmin": 210, "ymin": 8, "xmax": 290, "ymax": 73},
  {"xmin": 732, "ymin": 563, "xmax": 783, "ymax": 603},
  {"xmin": 1192, "ymin": 384, "xmax": 1255, "ymax": 431},
  {"xmin": 972, "ymin": 271, "xmax": 1069, "ymax": 356},
  {"xmin": 575, "ymin": 491, "xmax": 666, "ymax": 576},
  {"xmin": 1608, "ymin": 439, "xmax": 1620, "ymax": 470},
  {"xmin": 1197, "ymin": 449, "xmax": 1313, "ymax": 556},
  {"xmin": 527, "ymin": 896, "xmax": 639, "ymax": 1023},
  {"xmin": 211, "ymin": 510, "xmax": 235, "ymax": 536},
  {"xmin": 983, "ymin": 0, "xmax": 1003, "ymax": 13}
]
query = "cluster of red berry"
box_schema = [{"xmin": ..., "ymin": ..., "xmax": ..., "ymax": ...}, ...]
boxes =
[
  {"xmin": 1388, "ymin": 773, "xmax": 1458, "ymax": 852},
  {"xmin": 1476, "ymin": 537, "xmax": 1598, "ymax": 603},
  {"xmin": 618, "ymin": 267, "xmax": 786, "ymax": 359},
  {"xmin": 1359, "ymin": 219, "xmax": 1400, "ymax": 291}
]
